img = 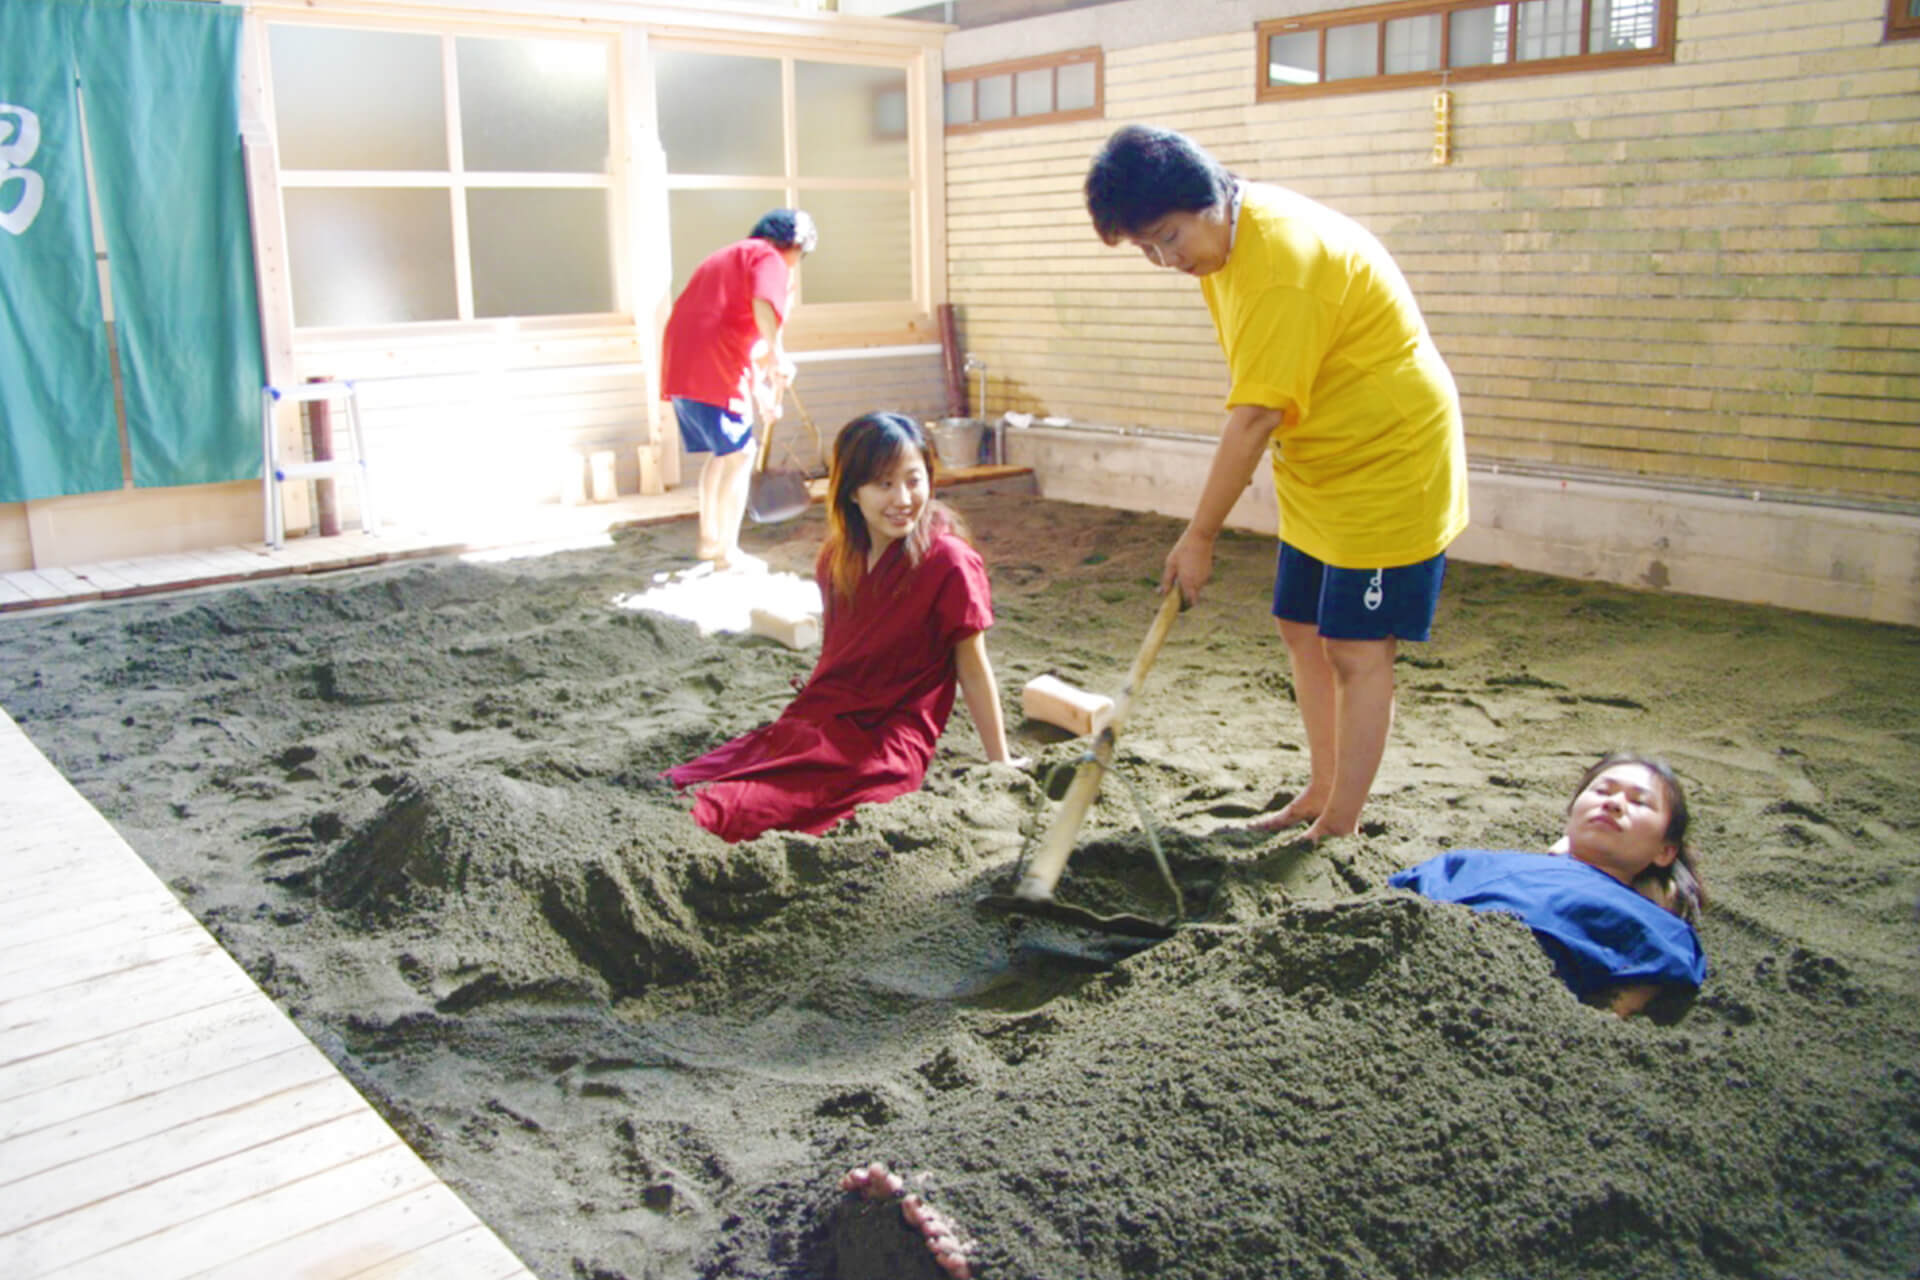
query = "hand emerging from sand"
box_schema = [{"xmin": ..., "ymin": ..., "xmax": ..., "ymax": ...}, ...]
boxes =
[{"xmin": 839, "ymin": 1161, "xmax": 976, "ymax": 1279}]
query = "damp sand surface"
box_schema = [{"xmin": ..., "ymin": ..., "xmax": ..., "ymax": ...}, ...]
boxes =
[{"xmin": 3, "ymin": 490, "xmax": 1917, "ymax": 1280}]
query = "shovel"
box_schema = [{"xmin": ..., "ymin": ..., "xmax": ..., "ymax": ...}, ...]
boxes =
[
  {"xmin": 978, "ymin": 588, "xmax": 1186, "ymax": 941},
  {"xmin": 746, "ymin": 386, "xmax": 825, "ymax": 524}
]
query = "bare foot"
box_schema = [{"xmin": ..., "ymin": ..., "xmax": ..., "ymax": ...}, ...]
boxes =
[
  {"xmin": 1300, "ymin": 816, "xmax": 1358, "ymax": 842},
  {"xmin": 716, "ymin": 549, "xmax": 767, "ymax": 575},
  {"xmin": 1247, "ymin": 790, "xmax": 1325, "ymax": 833},
  {"xmin": 838, "ymin": 1160, "xmax": 976, "ymax": 1278},
  {"xmin": 695, "ymin": 539, "xmax": 724, "ymax": 563}
]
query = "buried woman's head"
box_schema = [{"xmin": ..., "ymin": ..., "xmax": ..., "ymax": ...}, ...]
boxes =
[{"xmin": 1564, "ymin": 752, "xmax": 1705, "ymax": 922}]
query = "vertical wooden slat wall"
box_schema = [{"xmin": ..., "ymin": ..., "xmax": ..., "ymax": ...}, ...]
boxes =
[{"xmin": 944, "ymin": 0, "xmax": 1920, "ymax": 506}]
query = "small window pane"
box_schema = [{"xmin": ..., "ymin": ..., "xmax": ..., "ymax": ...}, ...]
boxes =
[
  {"xmin": 1267, "ymin": 31, "xmax": 1319, "ymax": 86},
  {"xmin": 796, "ymin": 62, "xmax": 909, "ymax": 179},
  {"xmin": 1057, "ymin": 60, "xmax": 1096, "ymax": 111},
  {"xmin": 1015, "ymin": 67, "xmax": 1052, "ymax": 116},
  {"xmin": 873, "ymin": 88, "xmax": 907, "ymax": 139},
  {"xmin": 284, "ymin": 188, "xmax": 456, "ymax": 326},
  {"xmin": 668, "ymin": 190, "xmax": 788, "ymax": 300},
  {"xmin": 1517, "ymin": 0, "xmax": 1583, "ymax": 60},
  {"xmin": 797, "ymin": 189, "xmax": 910, "ymax": 304},
  {"xmin": 468, "ymin": 189, "xmax": 612, "ymax": 317},
  {"xmin": 1325, "ymin": 24, "xmax": 1378, "ymax": 80},
  {"xmin": 1449, "ymin": 6, "xmax": 1510, "ymax": 67},
  {"xmin": 977, "ymin": 73, "xmax": 1012, "ymax": 121},
  {"xmin": 457, "ymin": 37, "xmax": 608, "ymax": 174},
  {"xmin": 945, "ymin": 80, "xmax": 975, "ymax": 125},
  {"xmin": 654, "ymin": 50, "xmax": 782, "ymax": 176},
  {"xmin": 270, "ymin": 26, "xmax": 445, "ymax": 170},
  {"xmin": 1384, "ymin": 14, "xmax": 1442, "ymax": 74},
  {"xmin": 1593, "ymin": 0, "xmax": 1660, "ymax": 52}
]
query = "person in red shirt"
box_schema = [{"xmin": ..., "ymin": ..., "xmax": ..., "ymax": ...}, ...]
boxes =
[
  {"xmin": 665, "ymin": 411, "xmax": 1026, "ymax": 843},
  {"xmin": 660, "ymin": 209, "xmax": 817, "ymax": 572}
]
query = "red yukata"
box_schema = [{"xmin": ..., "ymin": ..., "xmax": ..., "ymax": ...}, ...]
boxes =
[{"xmin": 665, "ymin": 523, "xmax": 994, "ymax": 843}]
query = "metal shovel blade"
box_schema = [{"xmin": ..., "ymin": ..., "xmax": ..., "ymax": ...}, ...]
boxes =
[
  {"xmin": 974, "ymin": 891, "xmax": 1177, "ymax": 941},
  {"xmin": 747, "ymin": 467, "xmax": 811, "ymax": 524}
]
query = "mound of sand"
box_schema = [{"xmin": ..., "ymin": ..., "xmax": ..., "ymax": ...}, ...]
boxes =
[{"xmin": 2, "ymin": 489, "xmax": 1915, "ymax": 1279}]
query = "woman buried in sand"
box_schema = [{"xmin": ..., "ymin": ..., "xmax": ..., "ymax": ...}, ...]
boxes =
[
  {"xmin": 666, "ymin": 411, "xmax": 1024, "ymax": 844},
  {"xmin": 1390, "ymin": 752, "xmax": 1708, "ymax": 1018}
]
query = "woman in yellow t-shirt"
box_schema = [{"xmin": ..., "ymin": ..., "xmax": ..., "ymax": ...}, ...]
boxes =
[{"xmin": 1085, "ymin": 124, "xmax": 1468, "ymax": 841}]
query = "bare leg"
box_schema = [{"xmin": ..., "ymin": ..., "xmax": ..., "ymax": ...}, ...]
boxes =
[
  {"xmin": 1303, "ymin": 636, "xmax": 1397, "ymax": 839},
  {"xmin": 710, "ymin": 446, "xmax": 762, "ymax": 572},
  {"xmin": 1249, "ymin": 617, "xmax": 1337, "ymax": 831},
  {"xmin": 694, "ymin": 454, "xmax": 725, "ymax": 562}
]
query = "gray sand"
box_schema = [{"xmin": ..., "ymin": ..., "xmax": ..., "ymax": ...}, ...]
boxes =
[{"xmin": 2, "ymin": 489, "xmax": 1916, "ymax": 1279}]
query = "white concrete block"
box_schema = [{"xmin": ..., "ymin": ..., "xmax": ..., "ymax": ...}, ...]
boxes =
[
  {"xmin": 589, "ymin": 450, "xmax": 618, "ymax": 503},
  {"xmin": 636, "ymin": 445, "xmax": 664, "ymax": 497},
  {"xmin": 1021, "ymin": 673, "xmax": 1114, "ymax": 737},
  {"xmin": 557, "ymin": 451, "xmax": 586, "ymax": 507},
  {"xmin": 750, "ymin": 604, "xmax": 821, "ymax": 649}
]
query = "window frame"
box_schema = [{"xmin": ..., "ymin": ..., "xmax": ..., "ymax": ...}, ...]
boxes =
[
  {"xmin": 650, "ymin": 34, "xmax": 930, "ymax": 329},
  {"xmin": 1255, "ymin": 0, "xmax": 1675, "ymax": 102},
  {"xmin": 263, "ymin": 16, "xmax": 627, "ymax": 334},
  {"xmin": 944, "ymin": 47, "xmax": 1104, "ymax": 136},
  {"xmin": 1890, "ymin": 0, "xmax": 1920, "ymax": 41}
]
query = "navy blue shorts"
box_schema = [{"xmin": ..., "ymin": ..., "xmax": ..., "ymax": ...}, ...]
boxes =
[
  {"xmin": 1271, "ymin": 543, "xmax": 1447, "ymax": 642},
  {"xmin": 673, "ymin": 397, "xmax": 754, "ymax": 457}
]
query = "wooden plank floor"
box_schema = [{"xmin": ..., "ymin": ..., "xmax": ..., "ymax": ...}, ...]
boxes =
[
  {"xmin": 0, "ymin": 467, "xmax": 1034, "ymax": 615},
  {"xmin": 0, "ymin": 708, "xmax": 539, "ymax": 1280},
  {"xmin": 0, "ymin": 491, "xmax": 701, "ymax": 615}
]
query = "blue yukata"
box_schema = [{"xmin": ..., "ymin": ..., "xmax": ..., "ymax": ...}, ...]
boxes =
[{"xmin": 1389, "ymin": 851, "xmax": 1707, "ymax": 998}]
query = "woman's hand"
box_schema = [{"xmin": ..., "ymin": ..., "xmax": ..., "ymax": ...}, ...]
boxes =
[
  {"xmin": 1161, "ymin": 526, "xmax": 1216, "ymax": 607},
  {"xmin": 1163, "ymin": 402, "xmax": 1282, "ymax": 607},
  {"xmin": 1607, "ymin": 983, "xmax": 1660, "ymax": 1018}
]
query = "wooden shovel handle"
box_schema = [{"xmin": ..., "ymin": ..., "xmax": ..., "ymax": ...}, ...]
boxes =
[
  {"xmin": 754, "ymin": 396, "xmax": 778, "ymax": 474},
  {"xmin": 786, "ymin": 385, "xmax": 826, "ymax": 471},
  {"xmin": 1014, "ymin": 588, "xmax": 1184, "ymax": 902}
]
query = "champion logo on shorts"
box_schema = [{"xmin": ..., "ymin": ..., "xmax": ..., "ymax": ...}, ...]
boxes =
[{"xmin": 1363, "ymin": 570, "xmax": 1385, "ymax": 611}]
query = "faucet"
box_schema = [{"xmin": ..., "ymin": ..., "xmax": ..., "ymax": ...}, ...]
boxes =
[{"xmin": 962, "ymin": 354, "xmax": 987, "ymax": 420}]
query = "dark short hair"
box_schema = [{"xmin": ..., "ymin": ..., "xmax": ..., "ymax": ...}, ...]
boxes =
[
  {"xmin": 749, "ymin": 208, "xmax": 818, "ymax": 254},
  {"xmin": 1084, "ymin": 124, "xmax": 1234, "ymax": 245}
]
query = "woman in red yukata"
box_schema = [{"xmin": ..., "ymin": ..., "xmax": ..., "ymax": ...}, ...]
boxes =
[{"xmin": 666, "ymin": 411, "xmax": 1025, "ymax": 843}]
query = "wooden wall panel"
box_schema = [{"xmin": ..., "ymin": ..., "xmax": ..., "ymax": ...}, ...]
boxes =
[{"xmin": 943, "ymin": 0, "xmax": 1920, "ymax": 506}]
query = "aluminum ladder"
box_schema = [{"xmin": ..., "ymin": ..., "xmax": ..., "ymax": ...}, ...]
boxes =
[{"xmin": 261, "ymin": 380, "xmax": 376, "ymax": 548}]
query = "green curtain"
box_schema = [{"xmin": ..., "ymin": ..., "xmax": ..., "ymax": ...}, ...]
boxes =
[
  {"xmin": 0, "ymin": 2, "xmax": 120, "ymax": 504},
  {"xmin": 75, "ymin": 0, "xmax": 263, "ymax": 490}
]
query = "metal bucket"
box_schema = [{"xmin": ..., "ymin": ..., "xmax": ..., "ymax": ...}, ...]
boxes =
[{"xmin": 929, "ymin": 418, "xmax": 984, "ymax": 469}]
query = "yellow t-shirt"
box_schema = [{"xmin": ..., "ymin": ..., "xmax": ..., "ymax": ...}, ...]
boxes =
[{"xmin": 1201, "ymin": 183, "xmax": 1468, "ymax": 568}]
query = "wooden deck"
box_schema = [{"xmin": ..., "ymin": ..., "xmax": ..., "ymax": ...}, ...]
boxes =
[
  {"xmin": 0, "ymin": 490, "xmax": 703, "ymax": 615},
  {"xmin": 0, "ymin": 706, "xmax": 539, "ymax": 1279},
  {"xmin": 0, "ymin": 466, "xmax": 1034, "ymax": 615}
]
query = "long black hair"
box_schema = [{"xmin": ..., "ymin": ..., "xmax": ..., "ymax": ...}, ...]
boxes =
[{"xmin": 817, "ymin": 412, "xmax": 969, "ymax": 606}]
